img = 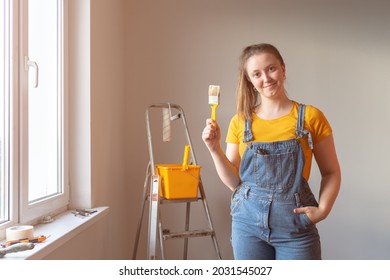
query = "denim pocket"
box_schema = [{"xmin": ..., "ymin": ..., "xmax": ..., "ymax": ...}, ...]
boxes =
[
  {"xmin": 294, "ymin": 192, "xmax": 317, "ymax": 227},
  {"xmin": 230, "ymin": 184, "xmax": 249, "ymax": 216},
  {"xmin": 254, "ymin": 151, "xmax": 296, "ymax": 190},
  {"xmin": 269, "ymin": 201, "xmax": 315, "ymax": 234},
  {"xmin": 301, "ymin": 212, "xmax": 314, "ymax": 226},
  {"xmin": 290, "ymin": 209, "xmax": 314, "ymax": 233}
]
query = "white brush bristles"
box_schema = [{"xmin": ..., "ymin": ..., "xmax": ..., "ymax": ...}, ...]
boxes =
[{"xmin": 208, "ymin": 85, "xmax": 220, "ymax": 104}]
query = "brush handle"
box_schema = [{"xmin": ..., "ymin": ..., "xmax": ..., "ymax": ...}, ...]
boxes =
[
  {"xmin": 211, "ymin": 104, "xmax": 218, "ymax": 121},
  {"xmin": 182, "ymin": 145, "xmax": 190, "ymax": 170}
]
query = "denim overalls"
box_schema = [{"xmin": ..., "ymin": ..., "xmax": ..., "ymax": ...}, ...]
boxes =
[{"xmin": 230, "ymin": 104, "xmax": 321, "ymax": 260}]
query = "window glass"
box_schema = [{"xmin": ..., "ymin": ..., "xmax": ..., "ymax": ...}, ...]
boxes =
[
  {"xmin": 0, "ymin": 0, "xmax": 10, "ymax": 223},
  {"xmin": 27, "ymin": 0, "xmax": 63, "ymax": 202}
]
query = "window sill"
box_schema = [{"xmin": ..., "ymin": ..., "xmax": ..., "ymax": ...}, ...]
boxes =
[{"xmin": 0, "ymin": 206, "xmax": 109, "ymax": 260}]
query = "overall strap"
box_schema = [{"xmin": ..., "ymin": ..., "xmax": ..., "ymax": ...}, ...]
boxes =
[
  {"xmin": 243, "ymin": 118, "xmax": 254, "ymax": 143},
  {"xmin": 296, "ymin": 104, "xmax": 313, "ymax": 149}
]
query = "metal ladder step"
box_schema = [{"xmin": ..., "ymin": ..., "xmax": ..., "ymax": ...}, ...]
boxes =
[
  {"xmin": 159, "ymin": 197, "xmax": 200, "ymax": 204},
  {"xmin": 162, "ymin": 229, "xmax": 215, "ymax": 240}
]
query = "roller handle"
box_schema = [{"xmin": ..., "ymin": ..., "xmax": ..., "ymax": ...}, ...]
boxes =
[{"xmin": 182, "ymin": 145, "xmax": 190, "ymax": 170}]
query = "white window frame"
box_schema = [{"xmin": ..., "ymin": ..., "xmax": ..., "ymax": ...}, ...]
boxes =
[
  {"xmin": 0, "ymin": 0, "xmax": 19, "ymax": 232},
  {"xmin": 0, "ymin": 0, "xmax": 69, "ymax": 234},
  {"xmin": 0, "ymin": 0, "xmax": 18, "ymax": 231}
]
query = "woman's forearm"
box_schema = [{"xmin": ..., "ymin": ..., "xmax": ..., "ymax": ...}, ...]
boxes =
[
  {"xmin": 318, "ymin": 170, "xmax": 341, "ymax": 220},
  {"xmin": 209, "ymin": 145, "xmax": 241, "ymax": 191}
]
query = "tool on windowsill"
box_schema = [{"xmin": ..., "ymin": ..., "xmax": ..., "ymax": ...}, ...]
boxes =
[
  {"xmin": 1, "ymin": 235, "xmax": 48, "ymax": 248},
  {"xmin": 74, "ymin": 208, "xmax": 98, "ymax": 217},
  {"xmin": 0, "ymin": 243, "xmax": 35, "ymax": 257}
]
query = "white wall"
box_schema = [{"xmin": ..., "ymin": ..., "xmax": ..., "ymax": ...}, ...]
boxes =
[
  {"xmin": 125, "ymin": 0, "xmax": 390, "ymax": 259},
  {"xmin": 89, "ymin": 0, "xmax": 128, "ymax": 259},
  {"xmin": 44, "ymin": 0, "xmax": 128, "ymax": 259}
]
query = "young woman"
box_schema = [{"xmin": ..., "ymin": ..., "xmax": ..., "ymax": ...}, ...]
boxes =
[{"xmin": 202, "ymin": 43, "xmax": 341, "ymax": 260}]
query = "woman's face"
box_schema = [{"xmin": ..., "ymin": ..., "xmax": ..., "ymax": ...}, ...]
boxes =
[{"xmin": 246, "ymin": 52, "xmax": 286, "ymax": 99}]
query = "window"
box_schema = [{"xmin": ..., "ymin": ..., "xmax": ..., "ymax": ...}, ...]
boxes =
[
  {"xmin": 1, "ymin": 0, "xmax": 12, "ymax": 226},
  {"xmin": 0, "ymin": 0, "xmax": 68, "ymax": 230}
]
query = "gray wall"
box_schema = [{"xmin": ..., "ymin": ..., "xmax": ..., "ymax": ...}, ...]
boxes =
[
  {"xmin": 125, "ymin": 0, "xmax": 390, "ymax": 259},
  {"xmin": 48, "ymin": 0, "xmax": 389, "ymax": 260}
]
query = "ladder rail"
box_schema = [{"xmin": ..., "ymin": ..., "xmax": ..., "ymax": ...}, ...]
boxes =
[
  {"xmin": 181, "ymin": 106, "xmax": 221, "ymax": 259},
  {"xmin": 198, "ymin": 178, "xmax": 222, "ymax": 259},
  {"xmin": 132, "ymin": 162, "xmax": 151, "ymax": 260}
]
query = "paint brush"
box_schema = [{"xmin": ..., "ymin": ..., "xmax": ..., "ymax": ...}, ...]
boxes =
[{"xmin": 208, "ymin": 85, "xmax": 220, "ymax": 122}]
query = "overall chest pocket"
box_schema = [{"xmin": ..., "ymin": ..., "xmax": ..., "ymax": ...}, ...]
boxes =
[{"xmin": 254, "ymin": 151, "xmax": 296, "ymax": 190}]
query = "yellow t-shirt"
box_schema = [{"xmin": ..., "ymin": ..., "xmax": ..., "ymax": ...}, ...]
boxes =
[{"xmin": 225, "ymin": 101, "xmax": 332, "ymax": 181}]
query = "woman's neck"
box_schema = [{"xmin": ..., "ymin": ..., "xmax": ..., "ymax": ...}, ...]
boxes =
[{"xmin": 255, "ymin": 96, "xmax": 293, "ymax": 120}]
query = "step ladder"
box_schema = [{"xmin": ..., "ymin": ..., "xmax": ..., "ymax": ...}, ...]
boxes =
[{"xmin": 132, "ymin": 103, "xmax": 221, "ymax": 260}]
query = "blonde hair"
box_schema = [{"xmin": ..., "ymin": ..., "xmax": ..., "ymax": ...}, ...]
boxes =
[{"xmin": 236, "ymin": 43, "xmax": 285, "ymax": 120}]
